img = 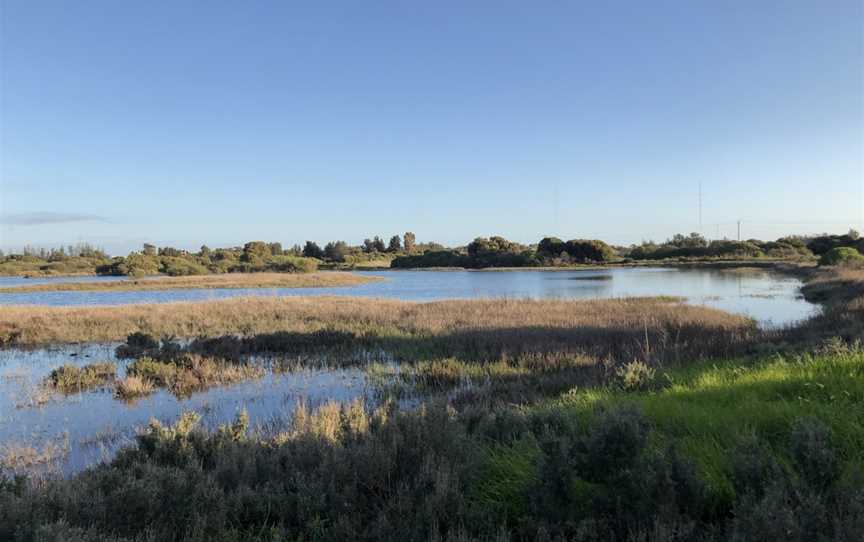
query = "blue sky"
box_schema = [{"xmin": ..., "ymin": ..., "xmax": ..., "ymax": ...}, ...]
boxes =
[{"xmin": 1, "ymin": 1, "xmax": 862, "ymax": 254}]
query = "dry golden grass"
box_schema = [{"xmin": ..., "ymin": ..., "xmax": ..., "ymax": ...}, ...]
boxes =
[
  {"xmin": 114, "ymin": 375, "xmax": 155, "ymax": 400},
  {"xmin": 0, "ymin": 295, "xmax": 752, "ymax": 348},
  {"xmin": 0, "ymin": 271, "xmax": 380, "ymax": 293}
]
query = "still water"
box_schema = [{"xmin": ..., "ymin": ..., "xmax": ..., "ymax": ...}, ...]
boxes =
[
  {"xmin": 0, "ymin": 268, "xmax": 817, "ymax": 326},
  {"xmin": 0, "ymin": 267, "xmax": 820, "ymax": 476},
  {"xmin": 0, "ymin": 344, "xmax": 395, "ymax": 476}
]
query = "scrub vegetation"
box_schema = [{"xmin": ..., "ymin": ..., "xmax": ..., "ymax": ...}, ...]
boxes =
[
  {"xmin": 0, "ymin": 260, "xmax": 862, "ymax": 540},
  {"xmin": 44, "ymin": 362, "xmax": 116, "ymax": 394},
  {"xmin": 0, "ymin": 296, "xmax": 754, "ymax": 351},
  {"xmin": 2, "ymin": 231, "xmax": 855, "ymax": 277}
]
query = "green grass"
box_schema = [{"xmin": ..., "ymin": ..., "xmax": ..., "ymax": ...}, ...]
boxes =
[{"xmin": 547, "ymin": 346, "xmax": 864, "ymax": 500}]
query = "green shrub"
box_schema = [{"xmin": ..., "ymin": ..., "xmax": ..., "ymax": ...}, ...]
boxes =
[
  {"xmin": 159, "ymin": 257, "xmax": 209, "ymax": 276},
  {"xmin": 819, "ymin": 247, "xmax": 864, "ymax": 267},
  {"xmin": 615, "ymin": 360, "xmax": 656, "ymax": 391}
]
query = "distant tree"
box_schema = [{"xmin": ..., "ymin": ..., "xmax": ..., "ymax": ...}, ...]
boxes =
[
  {"xmin": 467, "ymin": 236, "xmax": 521, "ymax": 257},
  {"xmin": 403, "ymin": 232, "xmax": 416, "ymax": 253},
  {"xmin": 372, "ymin": 236, "xmax": 386, "ymax": 252},
  {"xmin": 268, "ymin": 242, "xmax": 283, "ymax": 256},
  {"xmin": 199, "ymin": 245, "xmax": 212, "ymax": 259},
  {"xmin": 241, "ymin": 241, "xmax": 271, "ymax": 264},
  {"xmin": 388, "ymin": 235, "xmax": 402, "ymax": 252},
  {"xmin": 324, "ymin": 241, "xmax": 349, "ymax": 262},
  {"xmin": 142, "ymin": 243, "xmax": 157, "ymax": 256},
  {"xmin": 303, "ymin": 241, "xmax": 324, "ymax": 259},
  {"xmin": 289, "ymin": 244, "xmax": 303, "ymax": 256},
  {"xmin": 363, "ymin": 238, "xmax": 375, "ymax": 253},
  {"xmin": 669, "ymin": 233, "xmax": 707, "ymax": 249},
  {"xmin": 564, "ymin": 239, "xmax": 615, "ymax": 263},
  {"xmin": 537, "ymin": 237, "xmax": 566, "ymax": 258},
  {"xmin": 158, "ymin": 246, "xmax": 182, "ymax": 257}
]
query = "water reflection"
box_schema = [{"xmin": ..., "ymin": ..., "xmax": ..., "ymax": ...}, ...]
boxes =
[
  {"xmin": 0, "ymin": 268, "xmax": 818, "ymax": 327},
  {"xmin": 0, "ymin": 344, "xmax": 399, "ymax": 476}
]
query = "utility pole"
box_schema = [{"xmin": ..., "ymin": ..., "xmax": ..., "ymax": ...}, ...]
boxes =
[{"xmin": 737, "ymin": 220, "xmax": 741, "ymax": 241}]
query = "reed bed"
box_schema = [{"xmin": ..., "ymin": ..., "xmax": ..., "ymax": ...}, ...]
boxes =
[
  {"xmin": 0, "ymin": 271, "xmax": 378, "ymax": 293},
  {"xmin": 0, "ymin": 295, "xmax": 751, "ymax": 345},
  {"xmin": 44, "ymin": 362, "xmax": 116, "ymax": 394}
]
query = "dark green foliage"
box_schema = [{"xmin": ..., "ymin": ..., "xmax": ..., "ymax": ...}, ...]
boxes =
[
  {"xmin": 563, "ymin": 239, "xmax": 615, "ymax": 263},
  {"xmin": 628, "ymin": 235, "xmax": 768, "ymax": 260},
  {"xmin": 819, "ymin": 247, "xmax": 864, "ymax": 267},
  {"xmin": 388, "ymin": 235, "xmax": 402, "ymax": 252},
  {"xmin": 727, "ymin": 419, "xmax": 863, "ymax": 541},
  {"xmin": 302, "ymin": 241, "xmax": 324, "ymax": 259},
  {"xmin": 323, "ymin": 240, "xmax": 349, "ymax": 262},
  {"xmin": 391, "ymin": 250, "xmax": 469, "ymax": 268},
  {"xmin": 537, "ymin": 237, "xmax": 565, "ymax": 258},
  {"xmin": 807, "ymin": 233, "xmax": 864, "ymax": 256},
  {"xmin": 116, "ymin": 332, "xmax": 161, "ymax": 358}
]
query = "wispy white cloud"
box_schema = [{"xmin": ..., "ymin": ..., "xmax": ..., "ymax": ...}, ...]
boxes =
[{"xmin": 0, "ymin": 212, "xmax": 109, "ymax": 226}]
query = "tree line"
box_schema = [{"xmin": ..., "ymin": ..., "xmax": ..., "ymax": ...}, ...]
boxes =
[{"xmin": 2, "ymin": 230, "xmax": 861, "ymax": 276}]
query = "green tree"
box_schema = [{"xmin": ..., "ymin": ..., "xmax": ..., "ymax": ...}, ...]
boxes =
[
  {"xmin": 303, "ymin": 241, "xmax": 324, "ymax": 259},
  {"xmin": 324, "ymin": 241, "xmax": 349, "ymax": 262},
  {"xmin": 241, "ymin": 241, "xmax": 271, "ymax": 264},
  {"xmin": 142, "ymin": 243, "xmax": 157, "ymax": 256},
  {"xmin": 372, "ymin": 236, "xmax": 386, "ymax": 252},
  {"xmin": 537, "ymin": 237, "xmax": 565, "ymax": 258},
  {"xmin": 388, "ymin": 235, "xmax": 402, "ymax": 252}
]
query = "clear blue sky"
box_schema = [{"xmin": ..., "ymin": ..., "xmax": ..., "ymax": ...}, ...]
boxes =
[{"xmin": 1, "ymin": 1, "xmax": 862, "ymax": 254}]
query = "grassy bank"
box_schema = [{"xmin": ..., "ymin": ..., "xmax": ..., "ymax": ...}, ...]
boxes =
[
  {"xmin": 2, "ymin": 344, "xmax": 861, "ymax": 541},
  {"xmin": 0, "ymin": 271, "xmax": 378, "ymax": 294}
]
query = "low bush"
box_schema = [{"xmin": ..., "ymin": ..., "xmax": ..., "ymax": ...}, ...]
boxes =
[{"xmin": 819, "ymin": 247, "xmax": 864, "ymax": 267}]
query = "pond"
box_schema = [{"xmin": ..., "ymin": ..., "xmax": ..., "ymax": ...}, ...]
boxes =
[
  {"xmin": 0, "ymin": 267, "xmax": 821, "ymax": 476},
  {"xmin": 0, "ymin": 268, "xmax": 818, "ymax": 327},
  {"xmin": 0, "ymin": 344, "xmax": 403, "ymax": 477}
]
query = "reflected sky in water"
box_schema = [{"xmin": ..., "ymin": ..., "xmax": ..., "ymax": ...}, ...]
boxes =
[{"xmin": 0, "ymin": 268, "xmax": 818, "ymax": 327}]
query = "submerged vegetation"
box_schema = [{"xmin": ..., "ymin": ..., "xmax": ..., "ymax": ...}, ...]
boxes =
[{"xmin": 44, "ymin": 362, "xmax": 116, "ymax": 394}]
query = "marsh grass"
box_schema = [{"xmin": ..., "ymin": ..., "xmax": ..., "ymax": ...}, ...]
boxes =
[
  {"xmin": 1, "ymin": 267, "xmax": 862, "ymax": 540},
  {"xmin": 0, "ymin": 297, "xmax": 759, "ymax": 369},
  {"xmin": 4, "ymin": 345, "xmax": 861, "ymax": 540},
  {"xmin": 550, "ymin": 341, "xmax": 864, "ymax": 502},
  {"xmin": 114, "ymin": 375, "xmax": 155, "ymax": 400},
  {"xmin": 120, "ymin": 354, "xmax": 264, "ymax": 398},
  {"xmin": 44, "ymin": 362, "xmax": 116, "ymax": 394},
  {"xmin": 0, "ymin": 271, "xmax": 378, "ymax": 293}
]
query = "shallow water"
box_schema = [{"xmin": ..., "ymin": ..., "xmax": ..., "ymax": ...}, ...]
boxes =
[
  {"xmin": 0, "ymin": 344, "xmax": 398, "ymax": 476},
  {"xmin": 0, "ymin": 268, "xmax": 818, "ymax": 327}
]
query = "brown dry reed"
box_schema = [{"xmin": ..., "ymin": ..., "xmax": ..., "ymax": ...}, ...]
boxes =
[{"xmin": 0, "ymin": 271, "xmax": 378, "ymax": 293}]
